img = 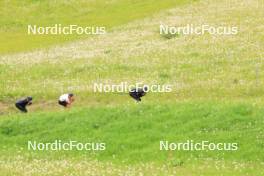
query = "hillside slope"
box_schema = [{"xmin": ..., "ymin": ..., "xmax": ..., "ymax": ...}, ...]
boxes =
[
  {"xmin": 0, "ymin": 102, "xmax": 264, "ymax": 175},
  {"xmin": 0, "ymin": 0, "xmax": 190, "ymax": 54},
  {"xmin": 0, "ymin": 0, "xmax": 264, "ymax": 113},
  {"xmin": 0, "ymin": 0, "xmax": 264, "ymax": 175}
]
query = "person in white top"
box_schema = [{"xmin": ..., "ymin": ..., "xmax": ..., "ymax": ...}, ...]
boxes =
[{"xmin": 58, "ymin": 93, "xmax": 75, "ymax": 107}]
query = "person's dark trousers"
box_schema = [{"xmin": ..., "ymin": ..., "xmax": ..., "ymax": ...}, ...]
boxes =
[
  {"xmin": 58, "ymin": 100, "xmax": 67, "ymax": 107},
  {"xmin": 15, "ymin": 103, "xmax": 27, "ymax": 113},
  {"xmin": 129, "ymin": 92, "xmax": 141, "ymax": 102}
]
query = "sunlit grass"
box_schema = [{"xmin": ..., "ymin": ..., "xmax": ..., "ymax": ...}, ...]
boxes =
[
  {"xmin": 0, "ymin": 0, "xmax": 191, "ymax": 54},
  {"xmin": 0, "ymin": 102, "xmax": 264, "ymax": 175},
  {"xmin": 0, "ymin": 0, "xmax": 264, "ymax": 175}
]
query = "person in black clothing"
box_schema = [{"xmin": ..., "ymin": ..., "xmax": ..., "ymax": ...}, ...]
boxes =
[
  {"xmin": 129, "ymin": 86, "xmax": 148, "ymax": 102},
  {"xmin": 15, "ymin": 96, "xmax": 33, "ymax": 113}
]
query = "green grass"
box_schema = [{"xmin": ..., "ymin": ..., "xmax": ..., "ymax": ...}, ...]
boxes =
[
  {"xmin": 1, "ymin": 0, "xmax": 263, "ymax": 105},
  {"xmin": 0, "ymin": 102, "xmax": 263, "ymax": 175},
  {"xmin": 0, "ymin": 0, "xmax": 191, "ymax": 54},
  {"xmin": 0, "ymin": 0, "xmax": 264, "ymax": 175}
]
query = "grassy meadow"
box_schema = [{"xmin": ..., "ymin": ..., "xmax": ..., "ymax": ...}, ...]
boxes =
[
  {"xmin": 0, "ymin": 0, "xmax": 190, "ymax": 54},
  {"xmin": 0, "ymin": 0, "xmax": 264, "ymax": 175}
]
